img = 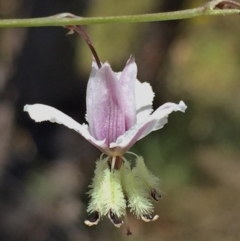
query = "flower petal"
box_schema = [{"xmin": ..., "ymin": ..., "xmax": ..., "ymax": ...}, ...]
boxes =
[
  {"xmin": 86, "ymin": 62, "xmax": 126, "ymax": 145},
  {"xmin": 24, "ymin": 104, "xmax": 110, "ymax": 153},
  {"xmin": 135, "ymin": 80, "xmax": 154, "ymax": 123},
  {"xmin": 148, "ymin": 100, "xmax": 187, "ymax": 132},
  {"xmin": 119, "ymin": 55, "xmax": 137, "ymax": 129},
  {"xmin": 110, "ymin": 101, "xmax": 187, "ymax": 153},
  {"xmin": 86, "ymin": 56, "xmax": 137, "ymax": 145}
]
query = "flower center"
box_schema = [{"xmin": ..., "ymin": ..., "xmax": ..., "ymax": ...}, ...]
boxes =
[{"xmin": 84, "ymin": 153, "xmax": 161, "ymax": 234}]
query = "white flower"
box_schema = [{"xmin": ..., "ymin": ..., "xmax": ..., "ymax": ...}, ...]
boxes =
[{"xmin": 24, "ymin": 55, "xmax": 187, "ymax": 235}]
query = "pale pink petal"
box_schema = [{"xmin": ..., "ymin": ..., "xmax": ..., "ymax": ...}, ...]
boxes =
[
  {"xmin": 24, "ymin": 104, "xmax": 110, "ymax": 154},
  {"xmin": 86, "ymin": 62, "xmax": 125, "ymax": 145},
  {"xmin": 110, "ymin": 101, "xmax": 187, "ymax": 153}
]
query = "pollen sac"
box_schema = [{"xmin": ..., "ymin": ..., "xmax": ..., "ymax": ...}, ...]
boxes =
[
  {"xmin": 141, "ymin": 213, "xmax": 159, "ymax": 222},
  {"xmin": 84, "ymin": 212, "xmax": 100, "ymax": 226},
  {"xmin": 85, "ymin": 154, "xmax": 161, "ymax": 229},
  {"xmin": 108, "ymin": 210, "xmax": 124, "ymax": 228}
]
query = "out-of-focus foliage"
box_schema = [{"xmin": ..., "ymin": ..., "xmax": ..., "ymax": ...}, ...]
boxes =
[{"xmin": 0, "ymin": 0, "xmax": 240, "ymax": 241}]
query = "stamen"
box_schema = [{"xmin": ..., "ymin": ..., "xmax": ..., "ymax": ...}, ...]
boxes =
[
  {"xmin": 110, "ymin": 156, "xmax": 123, "ymax": 170},
  {"xmin": 133, "ymin": 156, "xmax": 161, "ymax": 202},
  {"xmin": 126, "ymin": 151, "xmax": 139, "ymax": 158},
  {"xmin": 121, "ymin": 155, "xmax": 128, "ymax": 163},
  {"xmin": 100, "ymin": 153, "xmax": 107, "ymax": 160},
  {"xmin": 111, "ymin": 156, "xmax": 116, "ymax": 172},
  {"xmin": 108, "ymin": 210, "xmax": 123, "ymax": 228},
  {"xmin": 84, "ymin": 212, "xmax": 100, "ymax": 226},
  {"xmin": 121, "ymin": 161, "xmax": 154, "ymax": 218},
  {"xmin": 141, "ymin": 214, "xmax": 159, "ymax": 222}
]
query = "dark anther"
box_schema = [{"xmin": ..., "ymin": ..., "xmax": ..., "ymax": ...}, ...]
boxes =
[
  {"xmin": 84, "ymin": 212, "xmax": 100, "ymax": 226},
  {"xmin": 108, "ymin": 210, "xmax": 123, "ymax": 228},
  {"xmin": 151, "ymin": 189, "xmax": 161, "ymax": 201},
  {"xmin": 141, "ymin": 214, "xmax": 159, "ymax": 222}
]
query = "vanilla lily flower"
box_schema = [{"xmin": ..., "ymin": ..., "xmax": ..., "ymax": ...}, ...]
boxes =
[{"xmin": 24, "ymin": 55, "xmax": 187, "ymax": 235}]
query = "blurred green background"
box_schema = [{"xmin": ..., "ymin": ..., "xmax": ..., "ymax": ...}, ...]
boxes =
[{"xmin": 0, "ymin": 0, "xmax": 240, "ymax": 241}]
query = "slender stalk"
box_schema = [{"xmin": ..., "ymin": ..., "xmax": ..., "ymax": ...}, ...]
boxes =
[
  {"xmin": 0, "ymin": 7, "xmax": 239, "ymax": 28},
  {"xmin": 66, "ymin": 25, "xmax": 101, "ymax": 68}
]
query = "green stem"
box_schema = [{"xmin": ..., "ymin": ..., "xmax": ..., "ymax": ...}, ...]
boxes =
[{"xmin": 0, "ymin": 6, "xmax": 239, "ymax": 28}]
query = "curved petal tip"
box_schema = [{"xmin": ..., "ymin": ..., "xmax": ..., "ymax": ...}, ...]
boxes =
[
  {"xmin": 24, "ymin": 104, "xmax": 47, "ymax": 122},
  {"xmin": 23, "ymin": 105, "xmax": 28, "ymax": 112},
  {"xmin": 179, "ymin": 101, "xmax": 187, "ymax": 112},
  {"xmin": 127, "ymin": 54, "xmax": 135, "ymax": 64}
]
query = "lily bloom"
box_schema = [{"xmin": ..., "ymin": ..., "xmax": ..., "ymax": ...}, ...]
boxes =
[{"xmin": 24, "ymin": 55, "xmax": 186, "ymax": 234}]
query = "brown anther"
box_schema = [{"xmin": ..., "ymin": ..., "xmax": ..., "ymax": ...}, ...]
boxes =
[
  {"xmin": 141, "ymin": 214, "xmax": 159, "ymax": 222},
  {"xmin": 151, "ymin": 189, "xmax": 161, "ymax": 201},
  {"xmin": 84, "ymin": 212, "xmax": 100, "ymax": 226},
  {"xmin": 108, "ymin": 210, "xmax": 123, "ymax": 228}
]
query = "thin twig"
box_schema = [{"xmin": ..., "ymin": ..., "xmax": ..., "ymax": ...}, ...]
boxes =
[{"xmin": 0, "ymin": 2, "xmax": 239, "ymax": 28}]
